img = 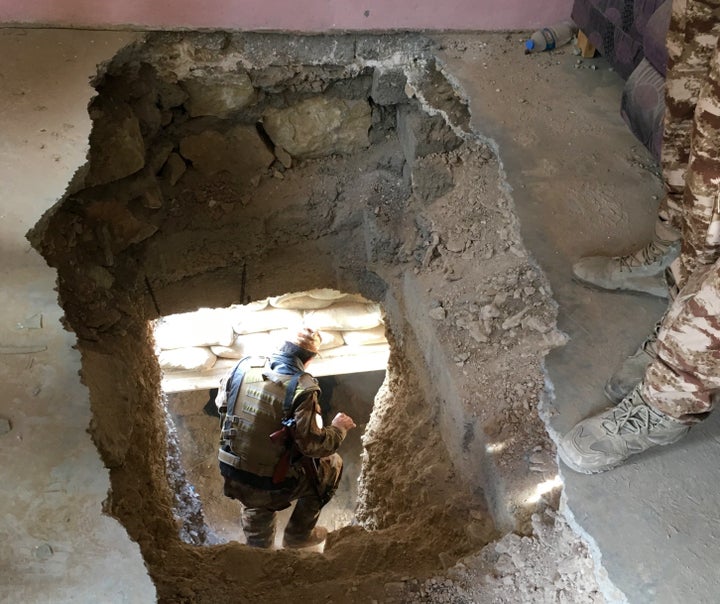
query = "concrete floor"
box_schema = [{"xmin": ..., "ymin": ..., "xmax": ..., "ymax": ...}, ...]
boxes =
[
  {"xmin": 1, "ymin": 28, "xmax": 717, "ymax": 604},
  {"xmin": 0, "ymin": 29, "xmax": 154, "ymax": 603},
  {"xmin": 437, "ymin": 34, "xmax": 720, "ymax": 604}
]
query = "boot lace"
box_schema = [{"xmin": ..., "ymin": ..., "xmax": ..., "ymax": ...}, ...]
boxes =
[
  {"xmin": 617, "ymin": 240, "xmax": 670, "ymax": 272},
  {"xmin": 601, "ymin": 390, "xmax": 667, "ymax": 436}
]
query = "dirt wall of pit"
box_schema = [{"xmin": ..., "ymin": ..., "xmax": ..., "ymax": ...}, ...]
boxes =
[{"xmin": 27, "ymin": 32, "xmax": 565, "ymax": 602}]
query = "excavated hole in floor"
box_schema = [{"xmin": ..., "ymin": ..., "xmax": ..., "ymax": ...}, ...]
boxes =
[{"xmin": 27, "ymin": 32, "xmax": 564, "ymax": 601}]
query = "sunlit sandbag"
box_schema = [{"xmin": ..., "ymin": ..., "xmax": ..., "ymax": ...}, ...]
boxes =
[
  {"xmin": 304, "ymin": 303, "xmax": 382, "ymax": 331},
  {"xmin": 154, "ymin": 308, "xmax": 234, "ymax": 350},
  {"xmin": 230, "ymin": 307, "xmax": 303, "ymax": 334},
  {"xmin": 341, "ymin": 325, "xmax": 387, "ymax": 346},
  {"xmin": 269, "ymin": 293, "xmax": 335, "ymax": 310},
  {"xmin": 269, "ymin": 328, "xmax": 344, "ymax": 350},
  {"xmin": 159, "ymin": 347, "xmax": 217, "ymax": 371},
  {"xmin": 211, "ymin": 332, "xmax": 281, "ymax": 358}
]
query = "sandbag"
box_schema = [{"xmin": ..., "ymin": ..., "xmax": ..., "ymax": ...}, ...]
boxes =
[
  {"xmin": 269, "ymin": 293, "xmax": 335, "ymax": 310},
  {"xmin": 307, "ymin": 288, "xmax": 348, "ymax": 300},
  {"xmin": 154, "ymin": 308, "xmax": 234, "ymax": 350},
  {"xmin": 211, "ymin": 332, "xmax": 281, "ymax": 359},
  {"xmin": 341, "ymin": 325, "xmax": 387, "ymax": 346},
  {"xmin": 269, "ymin": 328, "xmax": 344, "ymax": 350},
  {"xmin": 229, "ymin": 298, "xmax": 268, "ymax": 312},
  {"xmin": 159, "ymin": 347, "xmax": 217, "ymax": 372},
  {"xmin": 230, "ymin": 307, "xmax": 303, "ymax": 334},
  {"xmin": 304, "ymin": 303, "xmax": 382, "ymax": 331},
  {"xmin": 316, "ymin": 342, "xmax": 389, "ymax": 358}
]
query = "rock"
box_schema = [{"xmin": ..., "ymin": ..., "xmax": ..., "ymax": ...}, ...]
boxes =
[
  {"xmin": 84, "ymin": 199, "xmax": 159, "ymax": 254},
  {"xmin": 274, "ymin": 146, "xmax": 292, "ymax": 169},
  {"xmin": 157, "ymin": 79, "xmax": 188, "ymax": 109},
  {"xmin": 180, "ymin": 72, "xmax": 256, "ymax": 118},
  {"xmin": 147, "ymin": 141, "xmax": 174, "ymax": 174},
  {"xmin": 371, "ymin": 67, "xmax": 409, "ymax": 105},
  {"xmin": 161, "ymin": 153, "xmax": 187, "ymax": 186},
  {"xmin": 397, "ymin": 104, "xmax": 463, "ymax": 164},
  {"xmin": 411, "ymin": 155, "xmax": 454, "ymax": 203},
  {"xmin": 480, "ymin": 304, "xmax": 500, "ymax": 321},
  {"xmin": 501, "ymin": 308, "xmax": 529, "ymax": 331},
  {"xmin": 179, "ymin": 126, "xmax": 274, "ymax": 184},
  {"xmin": 493, "ymin": 292, "xmax": 508, "ymax": 306},
  {"xmin": 0, "ymin": 418, "xmax": 11, "ymax": 435},
  {"xmin": 468, "ymin": 322, "xmax": 489, "ymax": 343},
  {"xmin": 86, "ymin": 265, "xmax": 115, "ymax": 289},
  {"xmin": 444, "ymin": 236, "xmax": 465, "ymax": 253},
  {"xmin": 522, "ymin": 315, "xmax": 552, "ymax": 334},
  {"xmin": 262, "ymin": 96, "xmax": 372, "ymax": 159},
  {"xmin": 85, "ymin": 99, "xmax": 146, "ymax": 187},
  {"xmin": 429, "ymin": 306, "xmax": 446, "ymax": 320},
  {"xmin": 33, "ymin": 543, "xmax": 54, "ymax": 561},
  {"xmin": 130, "ymin": 93, "xmax": 163, "ymax": 138},
  {"xmin": 139, "ymin": 179, "xmax": 164, "ymax": 209}
]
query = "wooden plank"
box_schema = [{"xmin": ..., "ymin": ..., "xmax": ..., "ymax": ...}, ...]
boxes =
[{"xmin": 577, "ymin": 30, "xmax": 596, "ymax": 59}]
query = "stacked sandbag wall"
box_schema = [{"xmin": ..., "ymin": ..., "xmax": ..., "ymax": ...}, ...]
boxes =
[{"xmin": 154, "ymin": 290, "xmax": 388, "ymax": 388}]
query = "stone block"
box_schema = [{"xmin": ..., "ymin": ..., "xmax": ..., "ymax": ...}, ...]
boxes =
[
  {"xmin": 86, "ymin": 99, "xmax": 146, "ymax": 187},
  {"xmin": 371, "ymin": 68, "xmax": 409, "ymax": 105},
  {"xmin": 179, "ymin": 125, "xmax": 274, "ymax": 184},
  {"xmin": 161, "ymin": 153, "xmax": 187, "ymax": 186},
  {"xmin": 411, "ymin": 155, "xmax": 454, "ymax": 204},
  {"xmin": 180, "ymin": 72, "xmax": 256, "ymax": 118},
  {"xmin": 263, "ymin": 96, "xmax": 371, "ymax": 159},
  {"xmin": 396, "ymin": 104, "xmax": 463, "ymax": 164}
]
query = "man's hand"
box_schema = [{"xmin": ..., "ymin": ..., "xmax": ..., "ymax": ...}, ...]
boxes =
[{"xmin": 331, "ymin": 412, "xmax": 356, "ymax": 432}]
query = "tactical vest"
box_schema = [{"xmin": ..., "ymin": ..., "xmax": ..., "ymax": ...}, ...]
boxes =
[{"xmin": 217, "ymin": 356, "xmax": 320, "ymax": 480}]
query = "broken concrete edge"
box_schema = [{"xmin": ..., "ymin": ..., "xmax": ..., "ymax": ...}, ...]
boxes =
[
  {"xmin": 538, "ymin": 382, "xmax": 627, "ymax": 604},
  {"xmin": 559, "ymin": 488, "xmax": 629, "ymax": 604}
]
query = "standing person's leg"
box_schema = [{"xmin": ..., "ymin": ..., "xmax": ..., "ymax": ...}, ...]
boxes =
[
  {"xmin": 670, "ymin": 31, "xmax": 720, "ymax": 288},
  {"xmin": 241, "ymin": 507, "xmax": 278, "ymax": 548},
  {"xmin": 283, "ymin": 454, "xmax": 342, "ymax": 548},
  {"xmin": 559, "ymin": 37, "xmax": 720, "ymax": 474},
  {"xmin": 644, "ymin": 262, "xmax": 720, "ymax": 421},
  {"xmin": 559, "ymin": 258, "xmax": 720, "ymax": 474},
  {"xmin": 572, "ymin": 0, "xmax": 720, "ymax": 298}
]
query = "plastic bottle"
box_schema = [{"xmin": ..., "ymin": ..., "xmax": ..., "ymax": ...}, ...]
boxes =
[{"xmin": 524, "ymin": 21, "xmax": 578, "ymax": 54}]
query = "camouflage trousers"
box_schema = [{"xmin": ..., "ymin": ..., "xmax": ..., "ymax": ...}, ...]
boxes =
[
  {"xmin": 644, "ymin": 261, "xmax": 720, "ymax": 421},
  {"xmin": 655, "ymin": 0, "xmax": 720, "ymax": 241},
  {"xmin": 222, "ymin": 453, "xmax": 342, "ymax": 548},
  {"xmin": 639, "ymin": 4, "xmax": 720, "ymax": 420}
]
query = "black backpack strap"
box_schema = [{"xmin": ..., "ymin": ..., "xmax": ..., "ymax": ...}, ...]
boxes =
[
  {"xmin": 225, "ymin": 356, "xmax": 253, "ymax": 417},
  {"xmin": 282, "ymin": 371, "xmax": 306, "ymax": 418}
]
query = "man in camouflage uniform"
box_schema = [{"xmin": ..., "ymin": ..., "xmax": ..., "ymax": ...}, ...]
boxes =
[
  {"xmin": 216, "ymin": 328, "xmax": 356, "ymax": 546},
  {"xmin": 559, "ymin": 0, "xmax": 720, "ymax": 473}
]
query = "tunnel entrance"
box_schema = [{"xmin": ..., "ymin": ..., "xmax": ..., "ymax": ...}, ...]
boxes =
[
  {"xmin": 28, "ymin": 32, "xmax": 569, "ymax": 602},
  {"xmin": 154, "ymin": 292, "xmax": 390, "ymax": 547}
]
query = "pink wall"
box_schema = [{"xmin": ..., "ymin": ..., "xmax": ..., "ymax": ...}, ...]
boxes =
[{"xmin": 0, "ymin": 0, "xmax": 573, "ymax": 31}]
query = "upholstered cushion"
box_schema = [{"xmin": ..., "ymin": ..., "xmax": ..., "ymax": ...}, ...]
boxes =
[
  {"xmin": 621, "ymin": 58, "xmax": 666, "ymax": 160},
  {"xmin": 572, "ymin": 0, "xmax": 667, "ymax": 79},
  {"xmin": 643, "ymin": 0, "xmax": 671, "ymax": 75}
]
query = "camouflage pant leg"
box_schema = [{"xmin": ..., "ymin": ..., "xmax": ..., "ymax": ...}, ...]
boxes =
[
  {"xmin": 642, "ymin": 260, "xmax": 720, "ymax": 420},
  {"xmin": 223, "ymin": 454, "xmax": 343, "ymax": 545},
  {"xmin": 657, "ymin": 0, "xmax": 720, "ymax": 231},
  {"xmin": 284, "ymin": 453, "xmax": 343, "ymax": 540},
  {"xmin": 676, "ymin": 35, "xmax": 720, "ymax": 285},
  {"xmin": 223, "ymin": 477, "xmax": 294, "ymax": 547}
]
